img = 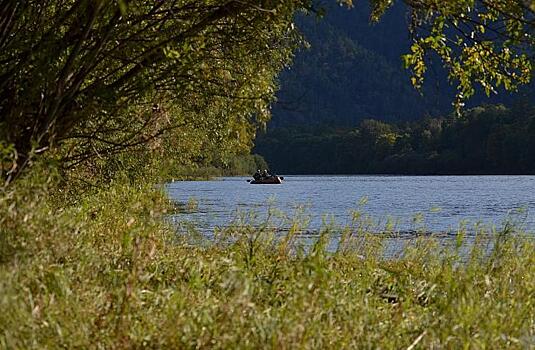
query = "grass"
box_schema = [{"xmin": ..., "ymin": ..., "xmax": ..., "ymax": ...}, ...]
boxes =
[{"xmin": 0, "ymin": 172, "xmax": 534, "ymax": 349}]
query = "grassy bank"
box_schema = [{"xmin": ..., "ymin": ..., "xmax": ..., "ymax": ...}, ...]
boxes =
[{"xmin": 1, "ymin": 174, "xmax": 534, "ymax": 349}]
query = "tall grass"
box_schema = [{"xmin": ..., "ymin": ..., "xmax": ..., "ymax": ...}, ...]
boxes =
[{"xmin": 0, "ymin": 172, "xmax": 534, "ymax": 349}]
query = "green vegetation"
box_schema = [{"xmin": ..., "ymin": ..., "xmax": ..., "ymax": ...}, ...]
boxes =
[
  {"xmin": 274, "ymin": 9, "xmax": 431, "ymax": 125},
  {"xmin": 0, "ymin": 0, "xmax": 306, "ymax": 184},
  {"xmin": 1, "ymin": 172, "xmax": 534, "ymax": 348},
  {"xmin": 1, "ymin": 1, "xmax": 535, "ymax": 348},
  {"xmin": 273, "ymin": 1, "xmax": 535, "ymax": 126},
  {"xmin": 256, "ymin": 104, "xmax": 535, "ymax": 174},
  {"xmin": 386, "ymin": 0, "xmax": 534, "ymax": 110}
]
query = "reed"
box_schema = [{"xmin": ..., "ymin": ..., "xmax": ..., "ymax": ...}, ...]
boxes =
[{"xmin": 0, "ymin": 174, "xmax": 534, "ymax": 349}]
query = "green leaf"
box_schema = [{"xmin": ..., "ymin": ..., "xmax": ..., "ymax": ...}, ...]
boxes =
[{"xmin": 117, "ymin": 0, "xmax": 128, "ymax": 15}]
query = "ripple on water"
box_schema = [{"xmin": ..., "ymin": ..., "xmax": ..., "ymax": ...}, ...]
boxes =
[{"xmin": 166, "ymin": 175, "xmax": 535, "ymax": 236}]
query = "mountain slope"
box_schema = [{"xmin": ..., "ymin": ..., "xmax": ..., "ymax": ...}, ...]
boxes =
[{"xmin": 271, "ymin": 4, "xmax": 533, "ymax": 126}]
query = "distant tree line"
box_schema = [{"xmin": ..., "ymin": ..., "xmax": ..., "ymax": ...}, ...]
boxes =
[{"xmin": 255, "ymin": 104, "xmax": 535, "ymax": 175}]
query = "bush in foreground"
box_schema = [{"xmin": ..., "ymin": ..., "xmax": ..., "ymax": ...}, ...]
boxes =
[{"xmin": 0, "ymin": 175, "xmax": 534, "ymax": 349}]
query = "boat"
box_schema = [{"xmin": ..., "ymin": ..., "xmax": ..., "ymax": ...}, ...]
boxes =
[{"xmin": 249, "ymin": 175, "xmax": 284, "ymax": 184}]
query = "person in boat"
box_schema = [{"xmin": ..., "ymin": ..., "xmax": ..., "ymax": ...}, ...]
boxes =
[
  {"xmin": 262, "ymin": 169, "xmax": 271, "ymax": 179},
  {"xmin": 253, "ymin": 169, "xmax": 262, "ymax": 181}
]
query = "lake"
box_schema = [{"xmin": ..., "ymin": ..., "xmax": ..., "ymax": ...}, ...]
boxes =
[{"xmin": 166, "ymin": 175, "xmax": 535, "ymax": 237}]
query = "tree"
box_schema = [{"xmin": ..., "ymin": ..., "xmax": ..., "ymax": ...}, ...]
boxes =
[
  {"xmin": 0, "ymin": 0, "xmax": 308, "ymax": 183},
  {"xmin": 382, "ymin": 0, "xmax": 534, "ymax": 108}
]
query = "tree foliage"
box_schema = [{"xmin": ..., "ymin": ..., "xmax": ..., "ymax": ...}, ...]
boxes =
[
  {"xmin": 0, "ymin": 0, "xmax": 307, "ymax": 183},
  {"xmin": 377, "ymin": 0, "xmax": 535, "ymax": 108}
]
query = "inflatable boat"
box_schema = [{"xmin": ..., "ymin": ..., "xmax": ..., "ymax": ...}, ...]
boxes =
[{"xmin": 249, "ymin": 175, "xmax": 284, "ymax": 184}]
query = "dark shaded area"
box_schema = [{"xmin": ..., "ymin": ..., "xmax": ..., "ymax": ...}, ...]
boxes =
[
  {"xmin": 256, "ymin": 104, "xmax": 535, "ymax": 175},
  {"xmin": 272, "ymin": 4, "xmax": 534, "ymax": 126}
]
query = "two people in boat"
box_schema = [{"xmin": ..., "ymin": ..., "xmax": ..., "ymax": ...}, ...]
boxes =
[{"xmin": 253, "ymin": 169, "xmax": 273, "ymax": 181}]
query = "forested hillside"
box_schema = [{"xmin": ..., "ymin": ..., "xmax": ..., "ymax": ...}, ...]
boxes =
[{"xmin": 271, "ymin": 4, "xmax": 534, "ymax": 126}]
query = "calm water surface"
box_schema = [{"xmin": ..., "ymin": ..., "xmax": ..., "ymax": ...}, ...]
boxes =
[{"xmin": 166, "ymin": 175, "xmax": 535, "ymax": 235}]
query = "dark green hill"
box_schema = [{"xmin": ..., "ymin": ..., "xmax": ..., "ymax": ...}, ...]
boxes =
[
  {"xmin": 271, "ymin": 4, "xmax": 533, "ymax": 126},
  {"xmin": 273, "ymin": 18, "xmax": 429, "ymax": 125}
]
